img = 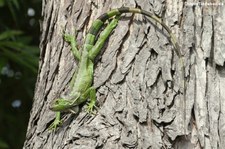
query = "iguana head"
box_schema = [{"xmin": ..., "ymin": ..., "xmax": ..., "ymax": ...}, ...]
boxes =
[{"xmin": 49, "ymin": 98, "xmax": 75, "ymax": 112}]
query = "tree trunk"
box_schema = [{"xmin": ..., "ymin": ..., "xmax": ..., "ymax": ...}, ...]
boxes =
[{"xmin": 23, "ymin": 0, "xmax": 225, "ymax": 148}]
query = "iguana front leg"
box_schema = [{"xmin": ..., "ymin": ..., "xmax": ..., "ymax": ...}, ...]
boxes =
[
  {"xmin": 48, "ymin": 93, "xmax": 80, "ymax": 130},
  {"xmin": 64, "ymin": 32, "xmax": 81, "ymax": 61}
]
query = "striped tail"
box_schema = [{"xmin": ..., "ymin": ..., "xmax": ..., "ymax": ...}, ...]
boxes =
[
  {"xmin": 84, "ymin": 7, "xmax": 186, "ymax": 134},
  {"xmin": 85, "ymin": 7, "xmax": 181, "ymax": 58}
]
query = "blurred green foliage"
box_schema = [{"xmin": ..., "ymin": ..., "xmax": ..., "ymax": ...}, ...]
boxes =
[{"xmin": 0, "ymin": 0, "xmax": 41, "ymax": 148}]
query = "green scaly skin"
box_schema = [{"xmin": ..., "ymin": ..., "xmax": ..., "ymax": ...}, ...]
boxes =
[{"xmin": 49, "ymin": 7, "xmax": 183, "ymax": 130}]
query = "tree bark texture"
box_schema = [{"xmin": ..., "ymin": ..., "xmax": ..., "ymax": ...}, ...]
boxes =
[{"xmin": 24, "ymin": 0, "xmax": 225, "ymax": 148}]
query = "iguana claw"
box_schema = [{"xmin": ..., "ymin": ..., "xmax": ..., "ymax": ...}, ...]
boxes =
[
  {"xmin": 86, "ymin": 101, "xmax": 96, "ymax": 114},
  {"xmin": 48, "ymin": 119, "xmax": 63, "ymax": 131},
  {"xmin": 48, "ymin": 112, "xmax": 62, "ymax": 131}
]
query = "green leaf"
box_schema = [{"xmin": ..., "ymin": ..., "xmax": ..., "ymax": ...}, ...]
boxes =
[
  {"xmin": 0, "ymin": 0, "xmax": 5, "ymax": 7},
  {"xmin": 12, "ymin": 0, "xmax": 19, "ymax": 9},
  {"xmin": 6, "ymin": 0, "xmax": 18, "ymax": 24},
  {"xmin": 0, "ymin": 30, "xmax": 23, "ymax": 40},
  {"xmin": 0, "ymin": 139, "xmax": 9, "ymax": 149},
  {"xmin": 17, "ymin": 36, "xmax": 33, "ymax": 44},
  {"xmin": 0, "ymin": 57, "xmax": 7, "ymax": 72},
  {"xmin": 2, "ymin": 48, "xmax": 37, "ymax": 73},
  {"xmin": 0, "ymin": 41, "xmax": 25, "ymax": 50},
  {"xmin": 24, "ymin": 46, "xmax": 40, "ymax": 55}
]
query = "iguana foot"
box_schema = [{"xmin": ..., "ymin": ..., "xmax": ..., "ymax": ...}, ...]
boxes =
[
  {"xmin": 48, "ymin": 118, "xmax": 63, "ymax": 131},
  {"xmin": 86, "ymin": 100, "xmax": 96, "ymax": 114},
  {"xmin": 48, "ymin": 112, "xmax": 62, "ymax": 131},
  {"xmin": 63, "ymin": 33, "xmax": 75, "ymax": 43}
]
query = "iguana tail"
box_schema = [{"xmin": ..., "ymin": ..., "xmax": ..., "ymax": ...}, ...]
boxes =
[
  {"xmin": 85, "ymin": 7, "xmax": 181, "ymax": 57},
  {"xmin": 85, "ymin": 7, "xmax": 186, "ymax": 135}
]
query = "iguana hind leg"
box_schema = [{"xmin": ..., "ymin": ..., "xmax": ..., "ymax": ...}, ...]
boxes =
[
  {"xmin": 80, "ymin": 87, "xmax": 96, "ymax": 114},
  {"xmin": 87, "ymin": 87, "xmax": 96, "ymax": 113},
  {"xmin": 88, "ymin": 16, "xmax": 120, "ymax": 60}
]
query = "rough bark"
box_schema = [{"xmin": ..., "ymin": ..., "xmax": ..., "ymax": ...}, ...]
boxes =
[{"xmin": 24, "ymin": 0, "xmax": 225, "ymax": 148}]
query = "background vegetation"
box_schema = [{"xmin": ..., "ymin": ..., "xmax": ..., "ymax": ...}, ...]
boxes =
[{"xmin": 0, "ymin": 0, "xmax": 41, "ymax": 148}]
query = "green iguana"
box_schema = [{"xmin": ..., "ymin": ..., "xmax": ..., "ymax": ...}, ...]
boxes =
[{"xmin": 49, "ymin": 7, "xmax": 184, "ymax": 130}]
